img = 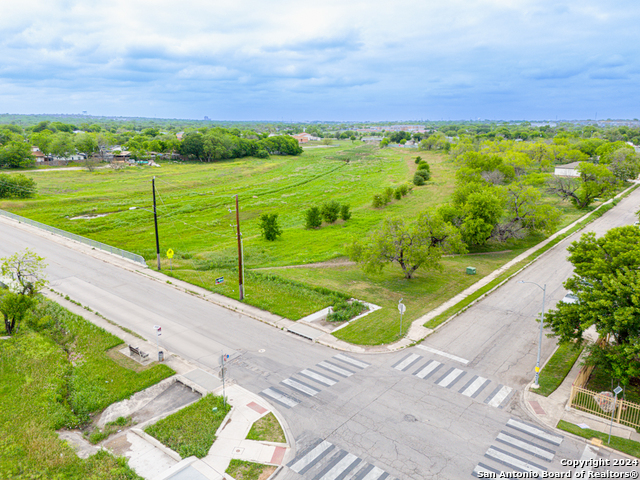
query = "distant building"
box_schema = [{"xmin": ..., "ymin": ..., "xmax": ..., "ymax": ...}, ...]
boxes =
[
  {"xmin": 291, "ymin": 133, "xmax": 318, "ymax": 143},
  {"xmin": 554, "ymin": 162, "xmax": 581, "ymax": 177},
  {"xmin": 31, "ymin": 146, "xmax": 46, "ymax": 162},
  {"xmin": 204, "ymin": 116, "xmax": 210, "ymax": 120},
  {"xmin": 176, "ymin": 132, "xmax": 184, "ymax": 140}
]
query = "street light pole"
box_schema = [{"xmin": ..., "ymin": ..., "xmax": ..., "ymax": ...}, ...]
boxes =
[
  {"xmin": 235, "ymin": 194, "xmax": 244, "ymax": 300},
  {"xmin": 519, "ymin": 280, "xmax": 546, "ymax": 388},
  {"xmin": 152, "ymin": 177, "xmax": 161, "ymax": 270}
]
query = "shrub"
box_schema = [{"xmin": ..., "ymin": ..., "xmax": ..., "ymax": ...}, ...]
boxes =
[
  {"xmin": 327, "ymin": 299, "xmax": 367, "ymax": 322},
  {"xmin": 415, "ymin": 156, "xmax": 422, "ymax": 164},
  {"xmin": 0, "ymin": 174, "xmax": 37, "ymax": 198},
  {"xmin": 321, "ymin": 200, "xmax": 341, "ymax": 223},
  {"xmin": 372, "ymin": 194, "xmax": 385, "ymax": 208},
  {"xmin": 383, "ymin": 187, "xmax": 394, "ymax": 204},
  {"xmin": 258, "ymin": 213, "xmax": 282, "ymax": 241},
  {"xmin": 340, "ymin": 204, "xmax": 351, "ymax": 221},
  {"xmin": 304, "ymin": 207, "xmax": 322, "ymax": 229},
  {"xmin": 415, "ymin": 169, "xmax": 431, "ymax": 181},
  {"xmin": 399, "ymin": 184, "xmax": 410, "ymax": 196},
  {"xmin": 394, "ymin": 188, "xmax": 402, "ymax": 200},
  {"xmin": 413, "ymin": 173, "xmax": 426, "ymax": 186},
  {"xmin": 417, "ymin": 162, "xmax": 430, "ymax": 172}
]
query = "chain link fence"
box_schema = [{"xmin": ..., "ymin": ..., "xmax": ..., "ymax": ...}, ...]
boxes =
[{"xmin": 0, "ymin": 209, "xmax": 147, "ymax": 267}]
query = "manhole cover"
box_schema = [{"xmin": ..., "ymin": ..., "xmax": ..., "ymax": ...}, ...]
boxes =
[
  {"xmin": 258, "ymin": 349, "xmax": 265, "ymax": 353},
  {"xmin": 404, "ymin": 414, "xmax": 417, "ymax": 422}
]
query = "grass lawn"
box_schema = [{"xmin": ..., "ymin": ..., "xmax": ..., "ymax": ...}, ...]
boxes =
[
  {"xmin": 144, "ymin": 394, "xmax": 231, "ymax": 458},
  {"xmin": 0, "ymin": 145, "xmax": 601, "ymax": 344},
  {"xmin": 557, "ymin": 420, "xmax": 640, "ymax": 458},
  {"xmin": 226, "ymin": 459, "xmax": 276, "ymax": 480},
  {"xmin": 534, "ymin": 343, "xmax": 583, "ymax": 397},
  {"xmin": 0, "ymin": 296, "xmax": 174, "ymax": 479},
  {"xmin": 585, "ymin": 368, "xmax": 640, "ymax": 405},
  {"xmin": 246, "ymin": 413, "xmax": 286, "ymax": 443}
]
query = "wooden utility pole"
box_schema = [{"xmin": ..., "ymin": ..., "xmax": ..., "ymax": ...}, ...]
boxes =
[
  {"xmin": 152, "ymin": 177, "xmax": 161, "ymax": 270},
  {"xmin": 235, "ymin": 194, "xmax": 244, "ymax": 300}
]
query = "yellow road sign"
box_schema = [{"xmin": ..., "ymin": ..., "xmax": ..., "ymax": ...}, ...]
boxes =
[{"xmin": 166, "ymin": 248, "xmax": 174, "ymax": 259}]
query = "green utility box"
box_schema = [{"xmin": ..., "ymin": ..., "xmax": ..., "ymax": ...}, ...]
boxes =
[{"xmin": 466, "ymin": 266, "xmax": 476, "ymax": 275}]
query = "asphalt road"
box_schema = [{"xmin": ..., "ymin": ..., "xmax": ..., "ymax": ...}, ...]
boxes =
[{"xmin": 1, "ymin": 188, "xmax": 639, "ymax": 479}]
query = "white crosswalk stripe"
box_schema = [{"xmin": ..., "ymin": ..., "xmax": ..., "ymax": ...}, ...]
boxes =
[
  {"xmin": 496, "ymin": 432, "xmax": 555, "ymax": 461},
  {"xmin": 393, "ymin": 353, "xmax": 421, "ymax": 371},
  {"xmin": 416, "ymin": 345, "xmax": 470, "ymax": 364},
  {"xmin": 414, "ymin": 360, "xmax": 441, "ymax": 379},
  {"xmin": 318, "ymin": 361, "xmax": 354, "ymax": 377},
  {"xmin": 360, "ymin": 466, "xmax": 386, "ymax": 480},
  {"xmin": 260, "ymin": 387, "xmax": 300, "ymax": 408},
  {"xmin": 437, "ymin": 368, "xmax": 464, "ymax": 387},
  {"xmin": 333, "ymin": 354, "xmax": 370, "ymax": 369},
  {"xmin": 486, "ymin": 385, "xmax": 512, "ymax": 407},
  {"xmin": 506, "ymin": 419, "xmax": 563, "ymax": 446},
  {"xmin": 282, "ymin": 378, "xmax": 320, "ymax": 396},
  {"xmin": 461, "ymin": 376, "xmax": 488, "ymax": 397},
  {"xmin": 485, "ymin": 446, "xmax": 546, "ymax": 474},
  {"xmin": 289, "ymin": 441, "xmax": 334, "ymax": 473},
  {"xmin": 300, "ymin": 369, "xmax": 337, "ymax": 386},
  {"xmin": 317, "ymin": 452, "xmax": 359, "ymax": 480}
]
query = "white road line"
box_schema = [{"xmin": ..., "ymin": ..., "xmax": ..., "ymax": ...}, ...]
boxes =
[
  {"xmin": 393, "ymin": 353, "xmax": 421, "ymax": 371},
  {"xmin": 437, "ymin": 368, "xmax": 464, "ymax": 387},
  {"xmin": 289, "ymin": 440, "xmax": 333, "ymax": 473},
  {"xmin": 415, "ymin": 361, "xmax": 441, "ymax": 379},
  {"xmin": 361, "ymin": 466, "xmax": 386, "ymax": 480},
  {"xmin": 487, "ymin": 386, "xmax": 512, "ymax": 407},
  {"xmin": 462, "ymin": 377, "xmax": 488, "ymax": 397},
  {"xmin": 473, "ymin": 464, "xmax": 498, "ymax": 477},
  {"xmin": 416, "ymin": 345, "xmax": 470, "ymax": 364},
  {"xmin": 485, "ymin": 447, "xmax": 545, "ymax": 474},
  {"xmin": 497, "ymin": 432, "xmax": 555, "ymax": 461},
  {"xmin": 318, "ymin": 361, "xmax": 354, "ymax": 377},
  {"xmin": 334, "ymin": 354, "xmax": 370, "ymax": 369},
  {"xmin": 282, "ymin": 378, "xmax": 319, "ymax": 396},
  {"xmin": 507, "ymin": 419, "xmax": 563, "ymax": 446},
  {"xmin": 318, "ymin": 452, "xmax": 359, "ymax": 480},
  {"xmin": 300, "ymin": 369, "xmax": 337, "ymax": 386},
  {"xmin": 261, "ymin": 388, "xmax": 299, "ymax": 408}
]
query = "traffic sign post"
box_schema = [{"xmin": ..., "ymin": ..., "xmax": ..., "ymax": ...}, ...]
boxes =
[
  {"xmin": 220, "ymin": 353, "xmax": 230, "ymax": 407},
  {"xmin": 166, "ymin": 249, "xmax": 174, "ymax": 271},
  {"xmin": 609, "ymin": 386, "xmax": 623, "ymax": 444},
  {"xmin": 153, "ymin": 325, "xmax": 162, "ymax": 361},
  {"xmin": 398, "ymin": 299, "xmax": 406, "ymax": 338}
]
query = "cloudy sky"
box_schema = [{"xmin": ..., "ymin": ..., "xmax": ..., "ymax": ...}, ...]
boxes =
[{"xmin": 1, "ymin": 0, "xmax": 638, "ymax": 121}]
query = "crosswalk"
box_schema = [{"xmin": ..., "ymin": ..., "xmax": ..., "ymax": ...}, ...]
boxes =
[
  {"xmin": 391, "ymin": 352, "xmax": 514, "ymax": 409},
  {"xmin": 260, "ymin": 353, "xmax": 371, "ymax": 409},
  {"xmin": 472, "ymin": 418, "xmax": 564, "ymax": 477},
  {"xmin": 287, "ymin": 438, "xmax": 398, "ymax": 480}
]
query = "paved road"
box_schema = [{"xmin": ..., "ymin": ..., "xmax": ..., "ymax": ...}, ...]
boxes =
[{"xmin": 2, "ymin": 188, "xmax": 639, "ymax": 479}]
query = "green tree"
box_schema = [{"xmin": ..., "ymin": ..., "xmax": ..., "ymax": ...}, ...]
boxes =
[
  {"xmin": 258, "ymin": 214, "xmax": 282, "ymax": 241},
  {"xmin": 0, "ymin": 174, "xmax": 37, "ymax": 198},
  {"xmin": 340, "ymin": 204, "xmax": 351, "ymax": 221},
  {"xmin": 348, "ymin": 210, "xmax": 466, "ymax": 279},
  {"xmin": 304, "ymin": 207, "xmax": 322, "ymax": 229},
  {"xmin": 0, "ymin": 141, "xmax": 34, "ymax": 168},
  {"xmin": 544, "ymin": 226, "xmax": 640, "ymax": 384},
  {"xmin": 0, "ymin": 291, "xmax": 33, "ymax": 335},
  {"xmin": 321, "ymin": 200, "xmax": 341, "ymax": 223},
  {"xmin": 548, "ymin": 162, "xmax": 617, "ymax": 208}
]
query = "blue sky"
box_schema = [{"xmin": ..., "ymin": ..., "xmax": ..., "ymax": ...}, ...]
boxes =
[{"xmin": 1, "ymin": 0, "xmax": 639, "ymax": 121}]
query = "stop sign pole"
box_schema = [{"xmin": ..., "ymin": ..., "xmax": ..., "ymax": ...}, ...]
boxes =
[{"xmin": 398, "ymin": 299, "xmax": 406, "ymax": 337}]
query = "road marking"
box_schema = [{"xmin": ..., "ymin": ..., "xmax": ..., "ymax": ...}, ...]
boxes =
[
  {"xmin": 459, "ymin": 375, "xmax": 490, "ymax": 398},
  {"xmin": 576, "ymin": 445, "xmax": 599, "ymax": 474},
  {"xmin": 260, "ymin": 388, "xmax": 300, "ymax": 408},
  {"xmin": 288, "ymin": 440, "xmax": 334, "ymax": 474},
  {"xmin": 314, "ymin": 451, "xmax": 360, "ymax": 480},
  {"xmin": 506, "ymin": 418, "xmax": 563, "ymax": 446},
  {"xmin": 318, "ymin": 361, "xmax": 354, "ymax": 377},
  {"xmin": 496, "ymin": 431, "xmax": 555, "ymax": 461},
  {"xmin": 416, "ymin": 345, "xmax": 470, "ymax": 365},
  {"xmin": 282, "ymin": 378, "xmax": 320, "ymax": 396},
  {"xmin": 414, "ymin": 360, "xmax": 442, "ymax": 379},
  {"xmin": 436, "ymin": 368, "xmax": 465, "ymax": 388},
  {"xmin": 485, "ymin": 446, "xmax": 547, "ymax": 474},
  {"xmin": 392, "ymin": 353, "xmax": 422, "ymax": 371},
  {"xmin": 484, "ymin": 385, "xmax": 513, "ymax": 408},
  {"xmin": 472, "ymin": 463, "xmax": 500, "ymax": 478},
  {"xmin": 359, "ymin": 467, "xmax": 387, "ymax": 480},
  {"xmin": 299, "ymin": 369, "xmax": 338, "ymax": 386},
  {"xmin": 333, "ymin": 354, "xmax": 370, "ymax": 369}
]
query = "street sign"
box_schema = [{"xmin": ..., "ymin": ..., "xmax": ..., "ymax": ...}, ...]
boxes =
[
  {"xmin": 398, "ymin": 303, "xmax": 406, "ymax": 314},
  {"xmin": 614, "ymin": 386, "xmax": 623, "ymax": 395},
  {"xmin": 219, "ymin": 353, "xmax": 230, "ymax": 366},
  {"xmin": 154, "ymin": 325, "xmax": 162, "ymax": 336},
  {"xmin": 166, "ymin": 249, "xmax": 174, "ymax": 259},
  {"xmin": 215, "ymin": 276, "xmax": 224, "ymax": 285}
]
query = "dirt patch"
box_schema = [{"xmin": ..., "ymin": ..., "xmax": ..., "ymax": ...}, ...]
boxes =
[
  {"xmin": 252, "ymin": 257, "xmax": 356, "ymax": 270},
  {"xmin": 259, "ymin": 466, "xmax": 277, "ymax": 480}
]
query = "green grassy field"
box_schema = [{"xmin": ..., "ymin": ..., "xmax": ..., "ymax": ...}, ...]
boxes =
[
  {"xmin": 0, "ymin": 296, "xmax": 173, "ymax": 479},
  {"xmin": 0, "ymin": 144, "xmax": 590, "ymax": 344}
]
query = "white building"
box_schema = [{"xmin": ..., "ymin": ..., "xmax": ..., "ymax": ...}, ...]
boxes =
[{"xmin": 554, "ymin": 162, "xmax": 581, "ymax": 177}]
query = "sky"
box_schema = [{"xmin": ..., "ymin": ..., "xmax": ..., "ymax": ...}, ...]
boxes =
[{"xmin": 1, "ymin": 0, "xmax": 639, "ymax": 121}]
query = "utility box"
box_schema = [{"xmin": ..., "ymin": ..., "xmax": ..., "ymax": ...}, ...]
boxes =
[
  {"xmin": 158, "ymin": 351, "xmax": 164, "ymax": 362},
  {"xmin": 466, "ymin": 267, "xmax": 476, "ymax": 275}
]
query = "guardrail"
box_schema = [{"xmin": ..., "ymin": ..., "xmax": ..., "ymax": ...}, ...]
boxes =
[{"xmin": 0, "ymin": 209, "xmax": 147, "ymax": 267}]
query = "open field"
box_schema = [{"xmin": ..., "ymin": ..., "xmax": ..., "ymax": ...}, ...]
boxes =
[{"xmin": 0, "ymin": 144, "xmax": 592, "ymax": 344}]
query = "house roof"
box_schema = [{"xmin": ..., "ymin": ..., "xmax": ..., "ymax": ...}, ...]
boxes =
[{"xmin": 556, "ymin": 162, "xmax": 582, "ymax": 169}]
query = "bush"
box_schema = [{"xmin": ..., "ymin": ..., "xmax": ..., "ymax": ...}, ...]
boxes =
[
  {"xmin": 258, "ymin": 213, "xmax": 282, "ymax": 241},
  {"xmin": 340, "ymin": 204, "xmax": 351, "ymax": 221},
  {"xmin": 399, "ymin": 184, "xmax": 410, "ymax": 196},
  {"xmin": 415, "ymin": 169, "xmax": 431, "ymax": 181},
  {"xmin": 327, "ymin": 299, "xmax": 367, "ymax": 322},
  {"xmin": 321, "ymin": 200, "xmax": 341, "ymax": 223},
  {"xmin": 383, "ymin": 187, "xmax": 394, "ymax": 204},
  {"xmin": 304, "ymin": 207, "xmax": 322, "ymax": 229},
  {"xmin": 0, "ymin": 174, "xmax": 37, "ymax": 198},
  {"xmin": 415, "ymin": 156, "xmax": 422, "ymax": 164},
  {"xmin": 394, "ymin": 188, "xmax": 402, "ymax": 200},
  {"xmin": 372, "ymin": 194, "xmax": 385, "ymax": 208},
  {"xmin": 413, "ymin": 173, "xmax": 426, "ymax": 186},
  {"xmin": 417, "ymin": 161, "xmax": 431, "ymax": 172}
]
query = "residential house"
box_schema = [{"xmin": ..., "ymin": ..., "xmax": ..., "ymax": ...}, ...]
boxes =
[{"xmin": 554, "ymin": 162, "xmax": 581, "ymax": 177}]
